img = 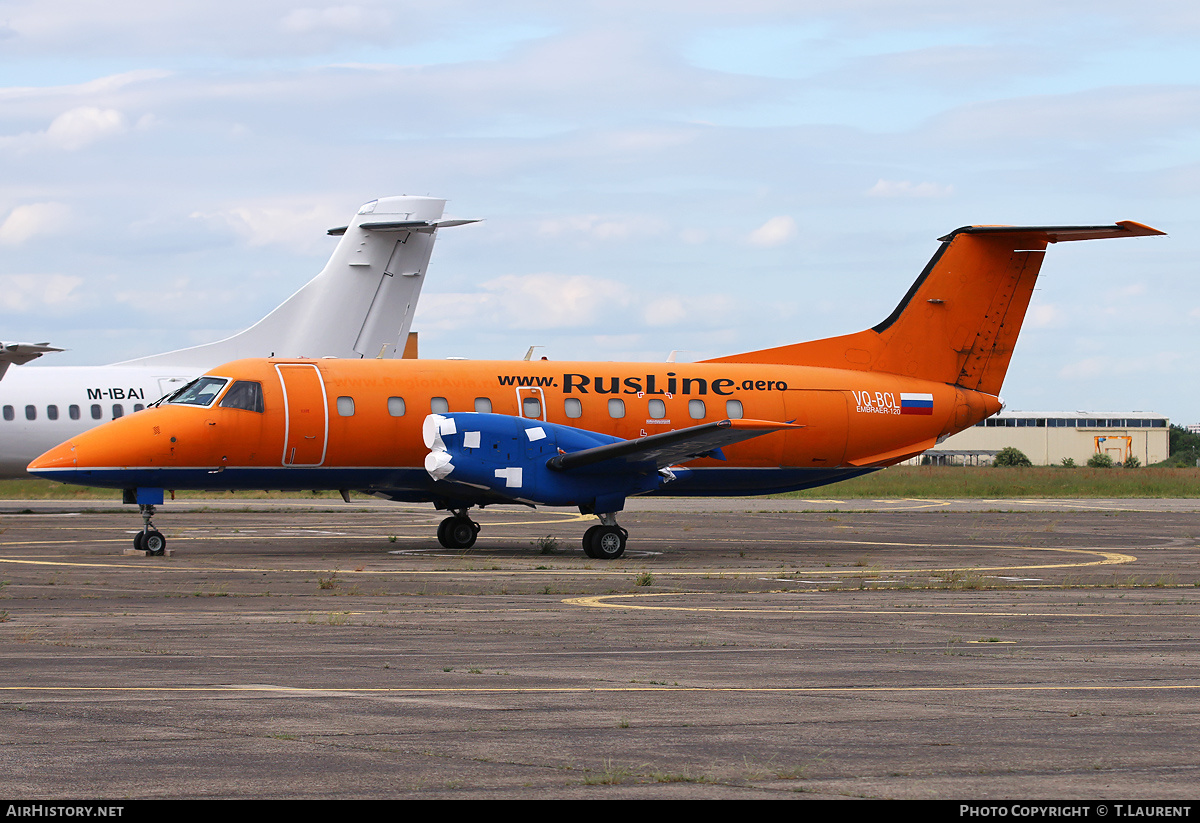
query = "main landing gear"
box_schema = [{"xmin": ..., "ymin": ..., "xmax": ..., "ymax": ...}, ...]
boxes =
[
  {"xmin": 437, "ymin": 509, "xmax": 480, "ymax": 550},
  {"xmin": 134, "ymin": 504, "xmax": 167, "ymax": 556},
  {"xmin": 583, "ymin": 513, "xmax": 627, "ymax": 560}
]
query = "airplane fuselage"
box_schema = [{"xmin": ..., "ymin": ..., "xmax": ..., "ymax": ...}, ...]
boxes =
[{"xmin": 27, "ymin": 357, "xmax": 1001, "ymax": 499}]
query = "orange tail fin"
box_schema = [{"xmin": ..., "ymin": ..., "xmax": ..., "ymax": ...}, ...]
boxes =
[{"xmin": 704, "ymin": 222, "xmax": 1164, "ymax": 396}]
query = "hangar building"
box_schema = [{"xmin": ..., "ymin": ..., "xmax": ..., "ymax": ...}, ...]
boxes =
[{"xmin": 919, "ymin": 411, "xmax": 1170, "ymax": 466}]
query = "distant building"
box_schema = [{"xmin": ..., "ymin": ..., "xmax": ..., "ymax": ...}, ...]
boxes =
[
  {"xmin": 915, "ymin": 411, "xmax": 1169, "ymax": 466},
  {"xmin": 1187, "ymin": 424, "xmax": 1200, "ymax": 435}
]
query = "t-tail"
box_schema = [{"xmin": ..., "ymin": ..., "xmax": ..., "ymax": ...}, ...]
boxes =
[
  {"xmin": 117, "ymin": 196, "xmax": 478, "ymax": 369},
  {"xmin": 704, "ymin": 222, "xmax": 1164, "ymax": 396}
]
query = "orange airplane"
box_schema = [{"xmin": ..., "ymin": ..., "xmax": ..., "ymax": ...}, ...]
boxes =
[{"xmin": 28, "ymin": 221, "xmax": 1164, "ymax": 558}]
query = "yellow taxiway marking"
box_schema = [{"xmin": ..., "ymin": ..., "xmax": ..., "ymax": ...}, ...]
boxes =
[
  {"xmin": 0, "ymin": 511, "xmax": 593, "ymax": 534},
  {"xmin": 1, "ymin": 684, "xmax": 1197, "ymax": 695},
  {"xmin": 562, "ymin": 592, "xmax": 1190, "ymax": 617},
  {"xmin": 0, "ymin": 543, "xmax": 1135, "ymax": 576}
]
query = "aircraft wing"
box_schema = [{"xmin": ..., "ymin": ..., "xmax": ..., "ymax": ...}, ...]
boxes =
[
  {"xmin": 546, "ymin": 419, "xmax": 798, "ymax": 472},
  {"xmin": 0, "ymin": 342, "xmax": 64, "ymax": 380}
]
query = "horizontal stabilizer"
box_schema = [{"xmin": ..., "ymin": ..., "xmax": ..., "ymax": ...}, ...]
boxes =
[
  {"xmin": 938, "ymin": 221, "xmax": 1165, "ymax": 243},
  {"xmin": 547, "ymin": 418, "xmax": 798, "ymax": 472},
  {"xmin": 327, "ymin": 217, "xmax": 481, "ymax": 236}
]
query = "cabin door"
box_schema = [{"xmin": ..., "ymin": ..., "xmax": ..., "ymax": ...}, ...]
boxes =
[{"xmin": 276, "ymin": 363, "xmax": 328, "ymax": 466}]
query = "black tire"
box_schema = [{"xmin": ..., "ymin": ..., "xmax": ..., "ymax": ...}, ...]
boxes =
[
  {"xmin": 592, "ymin": 526, "xmax": 626, "ymax": 559},
  {"xmin": 143, "ymin": 530, "xmax": 166, "ymax": 556},
  {"xmin": 133, "ymin": 531, "xmax": 145, "ymax": 552},
  {"xmin": 439, "ymin": 516, "xmax": 478, "ymax": 550},
  {"xmin": 582, "ymin": 525, "xmax": 600, "ymax": 558}
]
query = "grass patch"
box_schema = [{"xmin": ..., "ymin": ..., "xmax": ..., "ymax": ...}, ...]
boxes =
[
  {"xmin": 0, "ymin": 478, "xmax": 377, "ymax": 500},
  {"xmin": 769, "ymin": 465, "xmax": 1200, "ymax": 499},
  {"xmin": 7, "ymin": 464, "xmax": 1196, "ymax": 503}
]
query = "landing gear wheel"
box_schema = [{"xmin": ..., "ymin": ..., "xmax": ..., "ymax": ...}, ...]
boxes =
[
  {"xmin": 143, "ymin": 530, "xmax": 166, "ymax": 556},
  {"xmin": 438, "ymin": 516, "xmax": 479, "ymax": 550},
  {"xmin": 133, "ymin": 531, "xmax": 145, "ymax": 552},
  {"xmin": 582, "ymin": 525, "xmax": 601, "ymax": 558},
  {"xmin": 589, "ymin": 525, "xmax": 627, "ymax": 560}
]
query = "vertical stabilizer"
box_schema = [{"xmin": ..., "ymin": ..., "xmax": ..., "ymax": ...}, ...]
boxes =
[
  {"xmin": 118, "ymin": 196, "xmax": 477, "ymax": 369},
  {"xmin": 704, "ymin": 222, "xmax": 1163, "ymax": 396}
]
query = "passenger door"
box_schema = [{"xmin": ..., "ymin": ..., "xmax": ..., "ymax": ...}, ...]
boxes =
[{"xmin": 276, "ymin": 364, "xmax": 328, "ymax": 466}]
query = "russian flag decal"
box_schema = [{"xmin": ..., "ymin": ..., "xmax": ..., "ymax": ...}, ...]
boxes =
[{"xmin": 900, "ymin": 393, "xmax": 934, "ymax": 415}]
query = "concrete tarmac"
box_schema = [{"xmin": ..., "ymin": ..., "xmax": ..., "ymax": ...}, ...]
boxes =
[{"xmin": 1, "ymin": 499, "xmax": 1198, "ymax": 799}]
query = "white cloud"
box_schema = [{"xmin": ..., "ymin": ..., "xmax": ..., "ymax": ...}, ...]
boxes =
[
  {"xmin": 192, "ymin": 201, "xmax": 346, "ymax": 251},
  {"xmin": 416, "ymin": 273, "xmax": 742, "ymax": 335},
  {"xmin": 0, "ymin": 274, "xmax": 84, "ymax": 311},
  {"xmin": 416, "ymin": 273, "xmax": 633, "ymax": 333},
  {"xmin": 1057, "ymin": 352, "xmax": 1185, "ymax": 381},
  {"xmin": 0, "ymin": 106, "xmax": 137, "ymax": 153},
  {"xmin": 867, "ymin": 179, "xmax": 954, "ymax": 198},
  {"xmin": 45, "ymin": 106, "xmax": 128, "ymax": 150},
  {"xmin": 1026, "ymin": 303, "xmax": 1065, "ymax": 329},
  {"xmin": 537, "ymin": 214, "xmax": 667, "ymax": 242},
  {"xmin": 747, "ymin": 215, "xmax": 796, "ymax": 247},
  {"xmin": 0, "ymin": 202, "xmax": 71, "ymax": 245},
  {"xmin": 480, "ymin": 273, "xmax": 632, "ymax": 329}
]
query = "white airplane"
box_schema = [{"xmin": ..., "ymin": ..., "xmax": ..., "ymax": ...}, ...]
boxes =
[{"xmin": 0, "ymin": 195, "xmax": 476, "ymax": 477}]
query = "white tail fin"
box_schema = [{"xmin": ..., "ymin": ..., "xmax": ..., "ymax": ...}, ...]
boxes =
[{"xmin": 117, "ymin": 196, "xmax": 476, "ymax": 368}]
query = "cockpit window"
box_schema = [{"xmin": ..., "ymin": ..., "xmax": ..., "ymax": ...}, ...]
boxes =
[
  {"xmin": 219, "ymin": 381, "xmax": 264, "ymax": 413},
  {"xmin": 165, "ymin": 377, "xmax": 228, "ymax": 407}
]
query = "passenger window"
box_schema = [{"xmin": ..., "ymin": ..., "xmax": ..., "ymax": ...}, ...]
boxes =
[
  {"xmin": 726, "ymin": 399, "xmax": 743, "ymax": 419},
  {"xmin": 336, "ymin": 396, "xmax": 355, "ymax": 416},
  {"xmin": 112, "ymin": 404, "xmax": 124, "ymax": 419},
  {"xmin": 2, "ymin": 405, "xmax": 13, "ymax": 421},
  {"xmin": 90, "ymin": 404, "xmax": 102, "ymax": 420},
  {"xmin": 25, "ymin": 405, "xmax": 35, "ymax": 421},
  {"xmin": 47, "ymin": 405, "xmax": 58, "ymax": 421},
  {"xmin": 387, "ymin": 396, "xmax": 406, "ymax": 417},
  {"xmin": 431, "ymin": 397, "xmax": 449, "ymax": 413},
  {"xmin": 689, "ymin": 399, "xmax": 706, "ymax": 419},
  {"xmin": 133, "ymin": 404, "xmax": 145, "ymax": 412},
  {"xmin": 648, "ymin": 399, "xmax": 666, "ymax": 419},
  {"xmin": 219, "ymin": 381, "xmax": 264, "ymax": 413},
  {"xmin": 608, "ymin": 398, "xmax": 625, "ymax": 418},
  {"xmin": 522, "ymin": 397, "xmax": 542, "ymax": 419},
  {"xmin": 474, "ymin": 397, "xmax": 492, "ymax": 413},
  {"xmin": 564, "ymin": 398, "xmax": 582, "ymax": 419}
]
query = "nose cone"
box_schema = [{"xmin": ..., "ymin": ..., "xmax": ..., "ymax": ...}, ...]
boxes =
[{"xmin": 28, "ymin": 439, "xmax": 77, "ymax": 475}]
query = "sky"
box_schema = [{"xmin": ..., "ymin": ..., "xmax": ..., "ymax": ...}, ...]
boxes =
[{"xmin": 0, "ymin": 1, "xmax": 1197, "ymax": 422}]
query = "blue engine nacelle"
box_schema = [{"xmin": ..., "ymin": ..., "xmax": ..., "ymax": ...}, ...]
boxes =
[{"xmin": 422, "ymin": 413, "xmax": 665, "ymax": 511}]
